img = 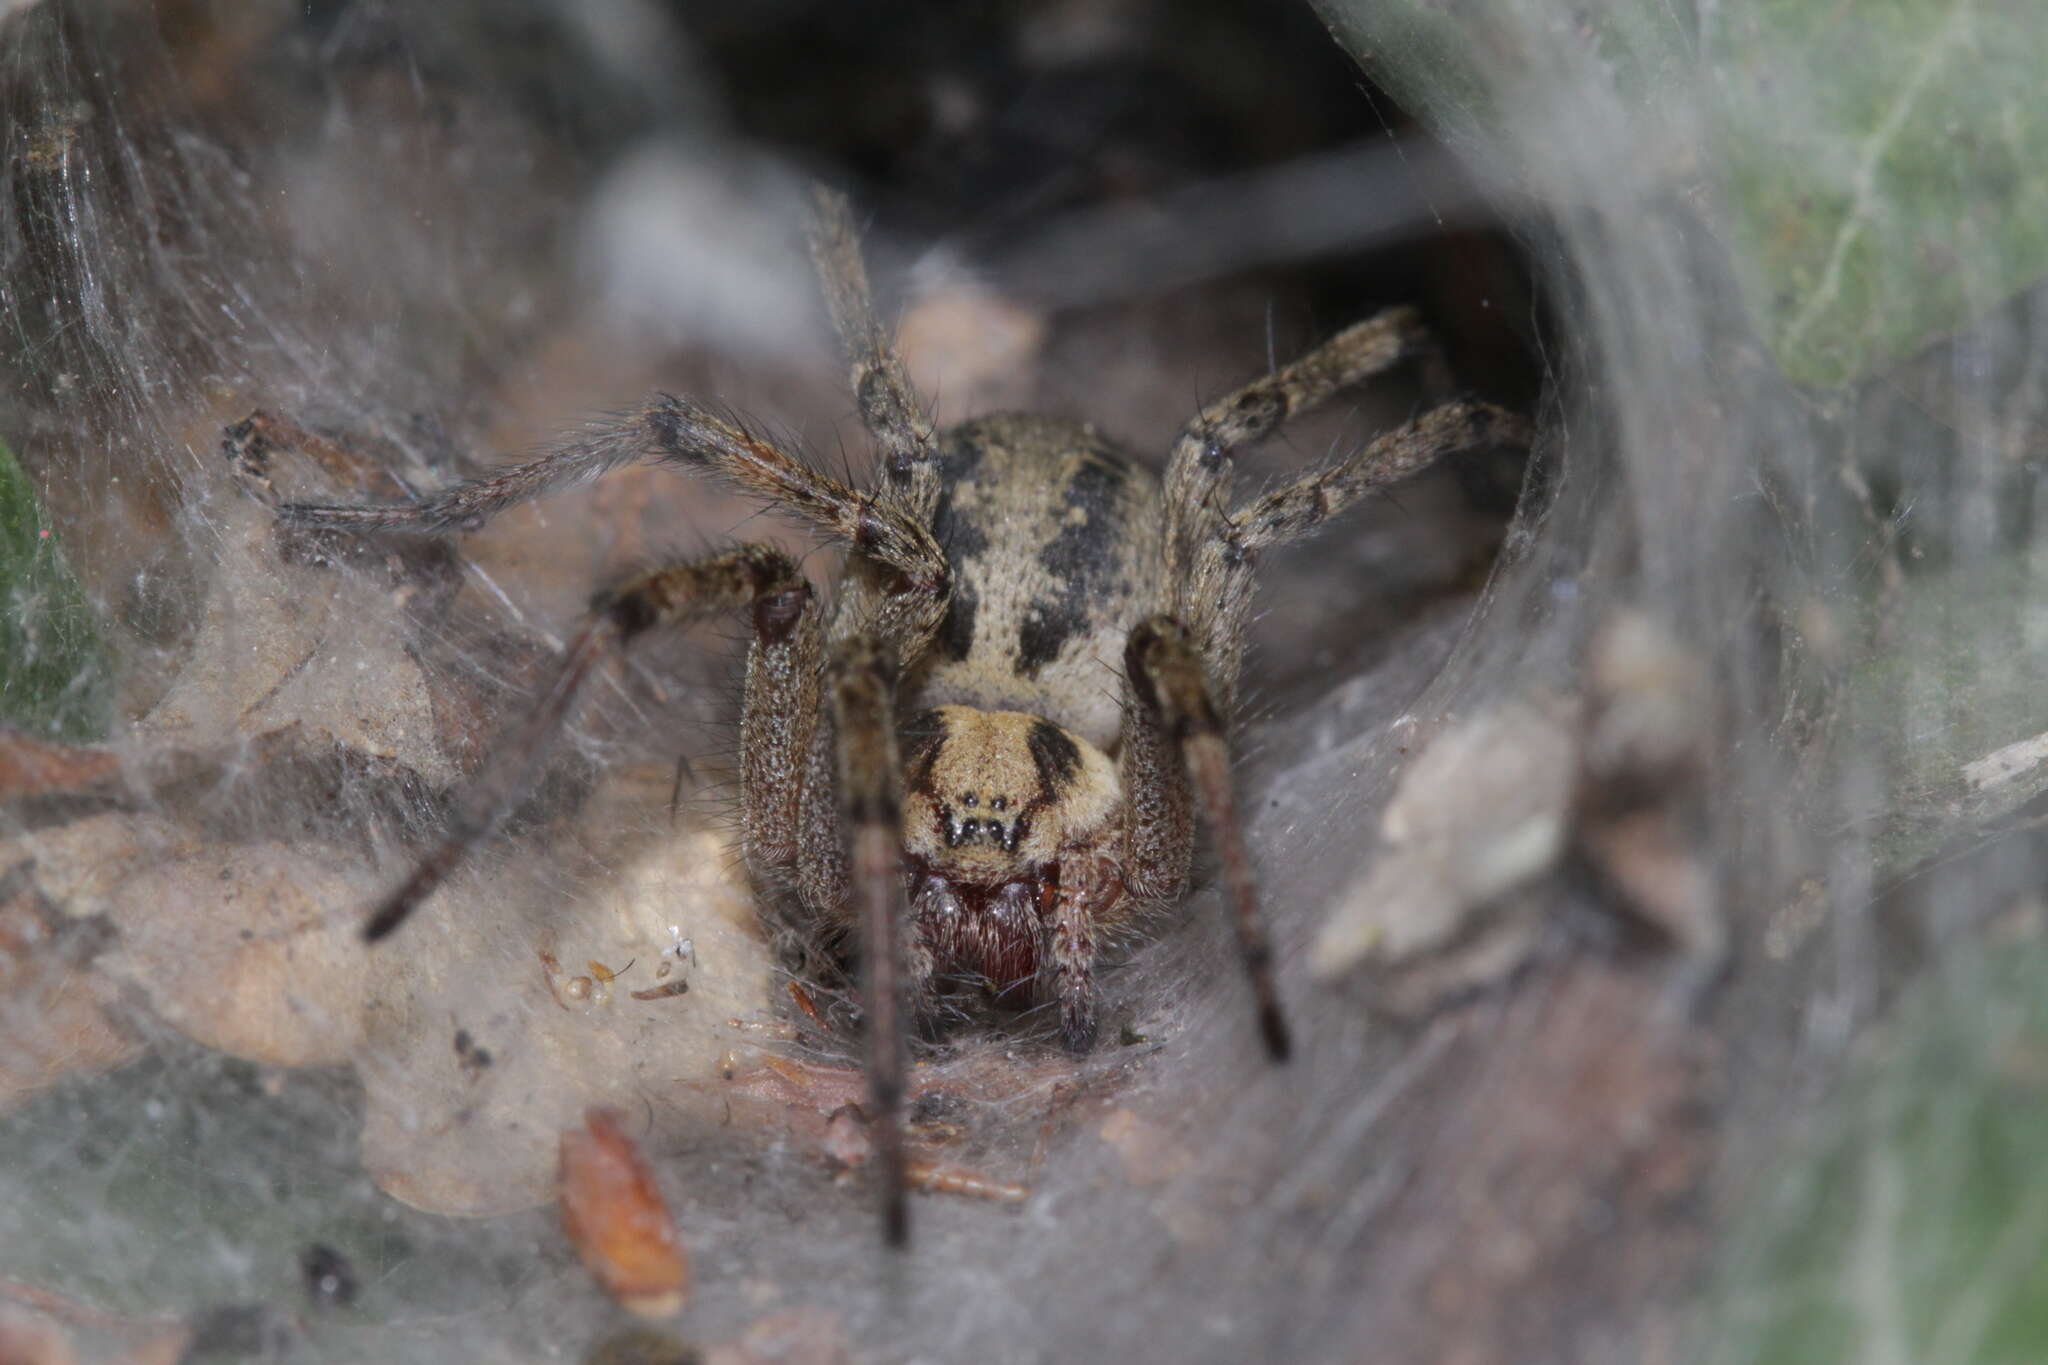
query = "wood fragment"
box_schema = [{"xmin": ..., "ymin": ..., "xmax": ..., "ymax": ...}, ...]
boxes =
[
  {"xmin": 904, "ymin": 1158, "xmax": 1028, "ymax": 1205},
  {"xmin": 1964, "ymin": 730, "xmax": 2048, "ymax": 793},
  {"xmin": 821, "ymin": 1103, "xmax": 1029, "ymax": 1205}
]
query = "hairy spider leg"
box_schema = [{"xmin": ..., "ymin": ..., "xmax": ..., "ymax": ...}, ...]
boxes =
[
  {"xmin": 274, "ymin": 397, "xmax": 944, "ymax": 604},
  {"xmin": 1226, "ymin": 399, "xmax": 1532, "ymax": 554},
  {"xmin": 806, "ymin": 185, "xmax": 939, "ymax": 510},
  {"xmin": 1126, "ymin": 616, "xmax": 1291, "ymax": 1061},
  {"xmin": 1161, "ymin": 304, "xmax": 1430, "ymax": 702},
  {"xmin": 809, "ymin": 185, "xmax": 959, "ymax": 1243},
  {"xmin": 360, "ymin": 546, "xmax": 816, "ymax": 942},
  {"xmin": 1183, "ymin": 397, "xmax": 1535, "ymax": 737},
  {"xmin": 281, "ymin": 192, "xmax": 955, "ymax": 1248},
  {"xmin": 1134, "ymin": 307, "xmax": 1533, "ymax": 1064},
  {"xmin": 821, "ymin": 635, "xmax": 913, "ymax": 1246}
]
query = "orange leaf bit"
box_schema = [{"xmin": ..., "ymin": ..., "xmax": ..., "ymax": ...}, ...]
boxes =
[{"xmin": 559, "ymin": 1108, "xmax": 690, "ymax": 1318}]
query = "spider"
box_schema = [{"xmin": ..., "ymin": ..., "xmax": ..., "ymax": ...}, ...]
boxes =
[{"xmin": 239, "ymin": 186, "xmax": 1528, "ymax": 1244}]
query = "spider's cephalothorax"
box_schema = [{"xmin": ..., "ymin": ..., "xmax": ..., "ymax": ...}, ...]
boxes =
[
  {"xmin": 898, "ymin": 703, "xmax": 1124, "ymax": 1012},
  {"xmin": 244, "ymin": 187, "xmax": 1528, "ymax": 1245}
]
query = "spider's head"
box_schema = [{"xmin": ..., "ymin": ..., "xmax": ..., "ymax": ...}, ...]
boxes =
[{"xmin": 899, "ymin": 706, "xmax": 1120, "ymax": 881}]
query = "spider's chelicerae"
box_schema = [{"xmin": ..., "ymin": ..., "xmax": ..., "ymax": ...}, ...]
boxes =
[{"xmin": 245, "ymin": 187, "xmax": 1527, "ymax": 1243}]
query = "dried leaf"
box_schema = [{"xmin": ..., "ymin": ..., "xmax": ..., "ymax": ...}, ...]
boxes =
[
  {"xmin": 0, "ymin": 733, "xmax": 118, "ymax": 803},
  {"xmin": 137, "ymin": 497, "xmax": 458, "ymax": 788},
  {"xmin": 0, "ymin": 857, "xmax": 136, "ymax": 1110},
  {"xmin": 1311, "ymin": 698, "xmax": 1578, "ymax": 980},
  {"xmin": 560, "ymin": 1109, "xmax": 690, "ymax": 1319},
  {"xmin": 2, "ymin": 814, "xmax": 371, "ymax": 1071}
]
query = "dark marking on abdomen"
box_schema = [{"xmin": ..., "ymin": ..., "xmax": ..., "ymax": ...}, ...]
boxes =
[
  {"xmin": 930, "ymin": 429, "xmax": 991, "ymax": 662},
  {"xmin": 1016, "ymin": 452, "xmax": 1131, "ymax": 676},
  {"xmin": 936, "ymin": 578, "xmax": 980, "ymax": 662}
]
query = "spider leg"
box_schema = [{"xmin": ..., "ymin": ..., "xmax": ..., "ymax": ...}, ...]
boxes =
[
  {"xmin": 1118, "ymin": 669, "xmax": 1193, "ymax": 903},
  {"xmin": 264, "ymin": 410, "xmax": 655, "ymax": 536},
  {"xmin": 1044, "ymin": 852, "xmax": 1116, "ymax": 1053},
  {"xmin": 740, "ymin": 569, "xmax": 824, "ymax": 879},
  {"xmin": 1227, "ymin": 399, "xmax": 1531, "ymax": 553},
  {"xmin": 1158, "ymin": 307, "xmax": 1436, "ymax": 709},
  {"xmin": 222, "ymin": 410, "xmax": 414, "ymax": 503},
  {"xmin": 1125, "ymin": 615, "xmax": 1291, "ymax": 1062},
  {"xmin": 816, "ymin": 633, "xmax": 914, "ymax": 1246},
  {"xmin": 805, "ymin": 186, "xmax": 956, "ymax": 661},
  {"xmin": 1184, "ymin": 396, "xmax": 1530, "ymax": 707},
  {"xmin": 1161, "ymin": 306, "xmax": 1430, "ymax": 602},
  {"xmin": 806, "ymin": 186, "xmax": 940, "ymax": 519},
  {"xmin": 360, "ymin": 545, "xmax": 814, "ymax": 941},
  {"xmin": 269, "ymin": 400, "xmax": 945, "ymax": 592},
  {"xmin": 800, "ymin": 671, "xmax": 937, "ymax": 1025}
]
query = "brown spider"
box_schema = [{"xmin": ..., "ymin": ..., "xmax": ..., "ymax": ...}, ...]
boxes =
[{"xmin": 244, "ymin": 187, "xmax": 1527, "ymax": 1244}]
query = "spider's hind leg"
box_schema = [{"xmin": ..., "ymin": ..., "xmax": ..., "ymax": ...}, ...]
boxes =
[
  {"xmin": 1161, "ymin": 306, "xmax": 1432, "ymax": 599},
  {"xmin": 261, "ymin": 397, "xmax": 947, "ymax": 616},
  {"xmin": 1178, "ymin": 395, "xmax": 1530, "ymax": 710},
  {"xmin": 1226, "ymin": 400, "xmax": 1532, "ymax": 555}
]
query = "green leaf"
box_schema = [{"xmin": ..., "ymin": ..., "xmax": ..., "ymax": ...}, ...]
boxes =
[
  {"xmin": 1702, "ymin": 947, "xmax": 2048, "ymax": 1364},
  {"xmin": 1314, "ymin": 0, "xmax": 2048, "ymax": 389},
  {"xmin": 1714, "ymin": 0, "xmax": 2048, "ymax": 388},
  {"xmin": 0, "ymin": 436, "xmax": 113, "ymax": 741}
]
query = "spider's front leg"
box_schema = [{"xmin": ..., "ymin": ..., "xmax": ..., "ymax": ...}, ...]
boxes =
[
  {"xmin": 1123, "ymin": 616, "xmax": 1290, "ymax": 1061},
  {"xmin": 360, "ymin": 545, "xmax": 817, "ymax": 941},
  {"xmin": 1043, "ymin": 849, "xmax": 1118, "ymax": 1054},
  {"xmin": 804, "ymin": 633, "xmax": 917, "ymax": 1246}
]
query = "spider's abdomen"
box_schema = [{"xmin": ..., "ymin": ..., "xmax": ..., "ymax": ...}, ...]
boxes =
[{"xmin": 909, "ymin": 413, "xmax": 1162, "ymax": 749}]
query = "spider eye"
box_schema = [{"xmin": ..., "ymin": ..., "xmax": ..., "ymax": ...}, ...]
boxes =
[
  {"xmin": 961, "ymin": 792, "xmax": 977, "ymax": 807},
  {"xmin": 990, "ymin": 796, "xmax": 1008, "ymax": 812}
]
